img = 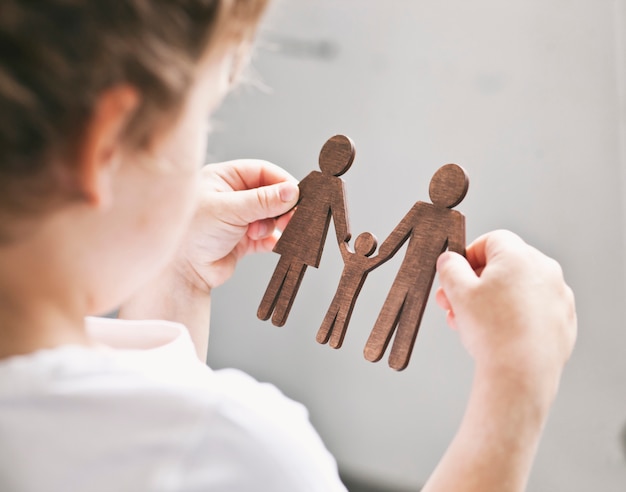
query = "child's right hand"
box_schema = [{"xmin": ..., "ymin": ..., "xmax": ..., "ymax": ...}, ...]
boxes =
[
  {"xmin": 435, "ymin": 230, "xmax": 577, "ymax": 401},
  {"xmin": 173, "ymin": 159, "xmax": 300, "ymax": 292}
]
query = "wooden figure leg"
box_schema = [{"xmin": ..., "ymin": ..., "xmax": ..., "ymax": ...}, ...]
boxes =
[
  {"xmin": 271, "ymin": 262, "xmax": 308, "ymax": 327},
  {"xmin": 257, "ymin": 257, "xmax": 290, "ymax": 321},
  {"xmin": 318, "ymin": 295, "xmax": 357, "ymax": 348},
  {"xmin": 388, "ymin": 289, "xmax": 428, "ymax": 371},
  {"xmin": 363, "ymin": 286, "xmax": 408, "ymax": 362},
  {"xmin": 317, "ymin": 296, "xmax": 341, "ymax": 345},
  {"xmin": 329, "ymin": 306, "xmax": 351, "ymax": 349}
]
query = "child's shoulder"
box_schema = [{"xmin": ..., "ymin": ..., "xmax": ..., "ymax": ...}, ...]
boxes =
[{"xmin": 0, "ymin": 317, "xmax": 346, "ymax": 491}]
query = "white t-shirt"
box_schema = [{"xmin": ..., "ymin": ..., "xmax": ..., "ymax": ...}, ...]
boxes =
[{"xmin": 0, "ymin": 317, "xmax": 347, "ymax": 492}]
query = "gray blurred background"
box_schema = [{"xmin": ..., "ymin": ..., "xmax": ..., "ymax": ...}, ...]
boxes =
[{"xmin": 206, "ymin": 1, "xmax": 626, "ymax": 490}]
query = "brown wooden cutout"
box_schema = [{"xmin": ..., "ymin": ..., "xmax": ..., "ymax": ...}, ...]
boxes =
[
  {"xmin": 363, "ymin": 164, "xmax": 468, "ymax": 370},
  {"xmin": 257, "ymin": 135, "xmax": 354, "ymax": 327},
  {"xmin": 316, "ymin": 232, "xmax": 381, "ymax": 349},
  {"xmin": 258, "ymin": 134, "xmax": 469, "ymax": 372}
]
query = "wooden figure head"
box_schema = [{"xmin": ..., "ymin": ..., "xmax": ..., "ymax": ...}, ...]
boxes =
[
  {"xmin": 318, "ymin": 134, "xmax": 355, "ymax": 177},
  {"xmin": 354, "ymin": 232, "xmax": 378, "ymax": 256},
  {"xmin": 428, "ymin": 163, "xmax": 469, "ymax": 208}
]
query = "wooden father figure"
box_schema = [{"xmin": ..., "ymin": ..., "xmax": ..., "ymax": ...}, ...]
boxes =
[{"xmin": 363, "ymin": 164, "xmax": 469, "ymax": 370}]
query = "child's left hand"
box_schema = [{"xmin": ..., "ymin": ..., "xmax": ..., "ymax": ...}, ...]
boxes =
[{"xmin": 175, "ymin": 159, "xmax": 299, "ymax": 292}]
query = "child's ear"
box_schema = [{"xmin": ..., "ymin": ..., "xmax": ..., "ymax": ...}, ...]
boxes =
[{"xmin": 77, "ymin": 85, "xmax": 140, "ymax": 209}]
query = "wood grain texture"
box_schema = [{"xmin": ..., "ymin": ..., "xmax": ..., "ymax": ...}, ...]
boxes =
[
  {"xmin": 258, "ymin": 134, "xmax": 469, "ymax": 372},
  {"xmin": 316, "ymin": 232, "xmax": 380, "ymax": 349},
  {"xmin": 363, "ymin": 164, "xmax": 468, "ymax": 370},
  {"xmin": 257, "ymin": 134, "xmax": 354, "ymax": 326}
]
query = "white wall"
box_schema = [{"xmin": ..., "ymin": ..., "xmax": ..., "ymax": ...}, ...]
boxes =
[{"xmin": 207, "ymin": 1, "xmax": 626, "ymax": 490}]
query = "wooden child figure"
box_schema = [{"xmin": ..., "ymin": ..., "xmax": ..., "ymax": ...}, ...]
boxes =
[
  {"xmin": 364, "ymin": 164, "xmax": 469, "ymax": 371},
  {"xmin": 257, "ymin": 135, "xmax": 354, "ymax": 327},
  {"xmin": 316, "ymin": 232, "xmax": 384, "ymax": 349}
]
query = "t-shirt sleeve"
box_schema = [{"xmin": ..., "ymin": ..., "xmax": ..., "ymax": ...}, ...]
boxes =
[{"xmin": 177, "ymin": 369, "xmax": 348, "ymax": 492}]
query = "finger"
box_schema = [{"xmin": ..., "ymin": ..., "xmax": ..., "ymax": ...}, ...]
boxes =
[
  {"xmin": 247, "ymin": 218, "xmax": 276, "ymax": 240},
  {"xmin": 210, "ymin": 159, "xmax": 298, "ymax": 190},
  {"xmin": 247, "ymin": 233, "xmax": 282, "ymax": 255},
  {"xmin": 436, "ymin": 282, "xmax": 458, "ymax": 330},
  {"xmin": 436, "ymin": 251, "xmax": 479, "ymax": 307},
  {"xmin": 435, "ymin": 287, "xmax": 452, "ymax": 311},
  {"xmin": 465, "ymin": 229, "xmax": 525, "ymax": 271},
  {"xmin": 217, "ymin": 181, "xmax": 299, "ymax": 226},
  {"xmin": 275, "ymin": 208, "xmax": 295, "ymax": 232},
  {"xmin": 446, "ymin": 310, "xmax": 458, "ymax": 330}
]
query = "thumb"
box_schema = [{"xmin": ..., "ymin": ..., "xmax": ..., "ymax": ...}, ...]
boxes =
[
  {"xmin": 220, "ymin": 181, "xmax": 299, "ymax": 225},
  {"xmin": 436, "ymin": 251, "xmax": 478, "ymax": 307}
]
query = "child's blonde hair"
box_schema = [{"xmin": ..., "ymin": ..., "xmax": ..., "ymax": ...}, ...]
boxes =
[{"xmin": 0, "ymin": 0, "xmax": 268, "ymax": 234}]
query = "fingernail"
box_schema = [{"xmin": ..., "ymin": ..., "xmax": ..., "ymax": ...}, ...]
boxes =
[{"xmin": 279, "ymin": 182, "xmax": 298, "ymax": 202}]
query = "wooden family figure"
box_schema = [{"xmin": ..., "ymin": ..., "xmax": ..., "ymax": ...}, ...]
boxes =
[{"xmin": 257, "ymin": 135, "xmax": 469, "ymax": 371}]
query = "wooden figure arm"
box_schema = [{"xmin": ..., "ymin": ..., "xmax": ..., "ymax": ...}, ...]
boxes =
[
  {"xmin": 375, "ymin": 203, "xmax": 419, "ymax": 262},
  {"xmin": 446, "ymin": 211, "xmax": 466, "ymax": 256},
  {"xmin": 362, "ymin": 251, "xmax": 392, "ymax": 273},
  {"xmin": 338, "ymin": 239, "xmax": 353, "ymax": 262},
  {"xmin": 330, "ymin": 179, "xmax": 351, "ymax": 244}
]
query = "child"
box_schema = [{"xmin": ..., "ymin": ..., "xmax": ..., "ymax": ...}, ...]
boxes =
[{"xmin": 0, "ymin": 1, "xmax": 576, "ymax": 491}]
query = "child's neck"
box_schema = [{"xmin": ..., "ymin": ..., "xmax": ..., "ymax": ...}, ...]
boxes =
[
  {"xmin": 0, "ymin": 301, "xmax": 91, "ymax": 359},
  {"xmin": 0, "ymin": 226, "xmax": 93, "ymax": 359}
]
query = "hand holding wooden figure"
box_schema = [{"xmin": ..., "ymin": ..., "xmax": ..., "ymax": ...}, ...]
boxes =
[{"xmin": 257, "ymin": 135, "xmax": 469, "ymax": 370}]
